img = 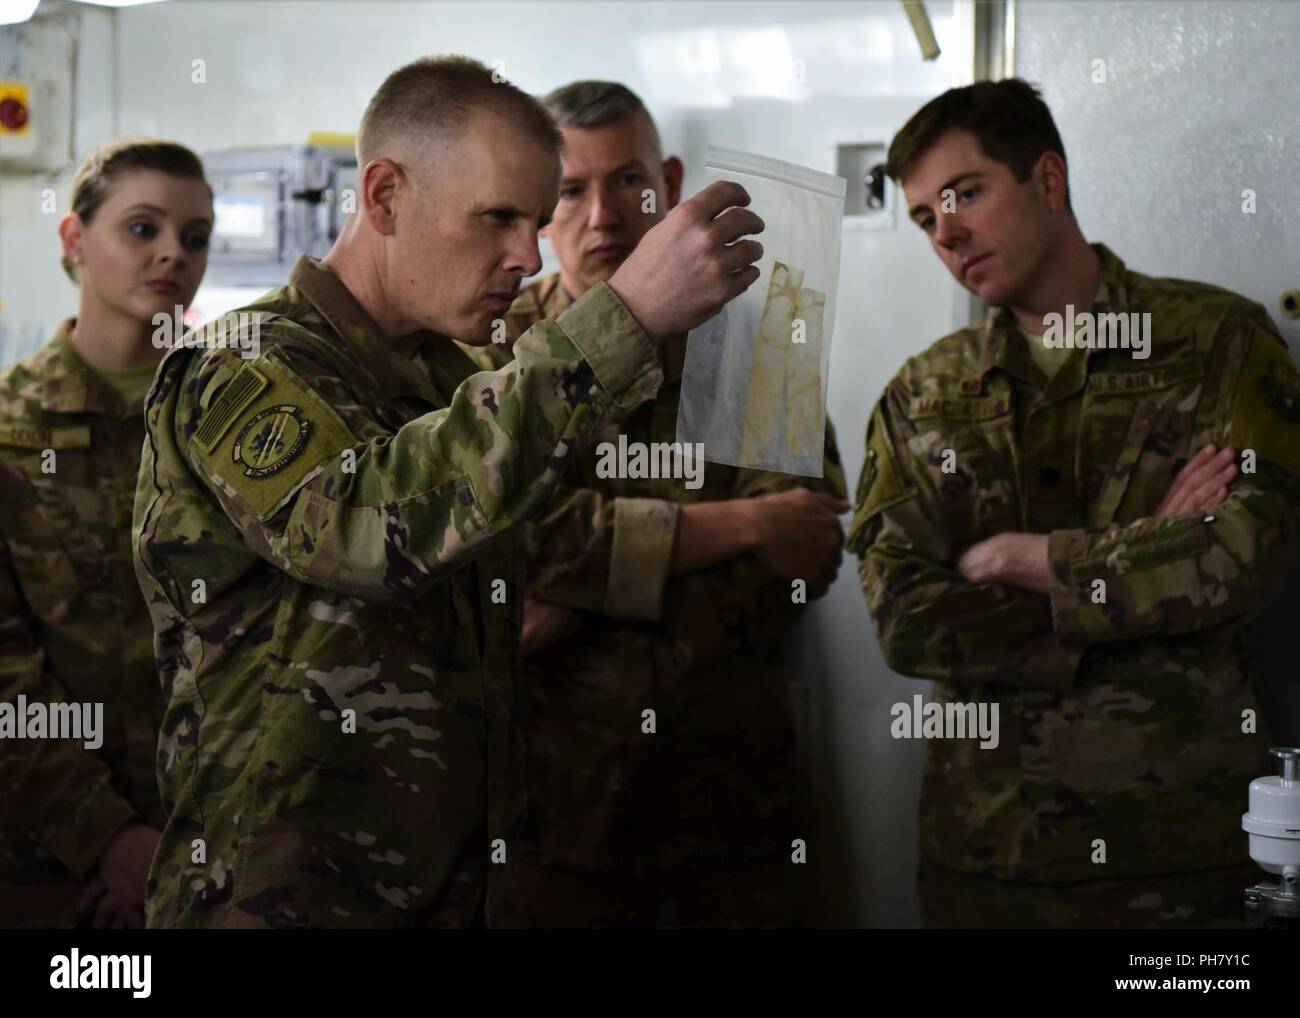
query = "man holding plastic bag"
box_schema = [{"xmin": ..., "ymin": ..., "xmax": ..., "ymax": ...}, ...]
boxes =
[
  {"xmin": 462, "ymin": 81, "xmax": 848, "ymax": 927},
  {"xmin": 132, "ymin": 57, "xmax": 772, "ymax": 929}
]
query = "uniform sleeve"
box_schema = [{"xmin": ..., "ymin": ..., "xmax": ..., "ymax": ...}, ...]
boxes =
[
  {"xmin": 528, "ymin": 423, "xmax": 847, "ymax": 648},
  {"xmin": 522, "ymin": 487, "xmax": 679, "ymax": 622},
  {"xmin": 456, "ymin": 338, "xmax": 514, "ymax": 374},
  {"xmin": 666, "ymin": 422, "xmax": 848, "ymax": 659},
  {"xmin": 848, "ymin": 388, "xmax": 1084, "ymax": 692},
  {"xmin": 1046, "ymin": 317, "xmax": 1300, "ymax": 647},
  {"xmin": 0, "ymin": 533, "xmax": 137, "ymax": 878},
  {"xmin": 173, "ymin": 282, "xmax": 662, "ymax": 601}
]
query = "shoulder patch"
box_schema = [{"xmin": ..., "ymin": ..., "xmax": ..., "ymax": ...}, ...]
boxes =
[
  {"xmin": 847, "ymin": 405, "xmax": 915, "ymax": 552},
  {"xmin": 190, "ymin": 356, "xmax": 358, "ymax": 520},
  {"xmin": 1231, "ymin": 334, "xmax": 1300, "ymax": 473},
  {"xmin": 194, "ymin": 363, "xmax": 268, "ymax": 453},
  {"xmin": 231, "ymin": 404, "xmax": 313, "ymax": 478},
  {"xmin": 1256, "ymin": 359, "xmax": 1300, "ymax": 424}
]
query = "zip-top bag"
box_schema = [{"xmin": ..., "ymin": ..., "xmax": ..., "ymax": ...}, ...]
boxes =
[{"xmin": 677, "ymin": 146, "xmax": 846, "ymax": 477}]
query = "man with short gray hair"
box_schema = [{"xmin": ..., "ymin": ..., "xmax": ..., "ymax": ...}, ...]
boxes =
[{"xmin": 464, "ymin": 80, "xmax": 848, "ymax": 927}]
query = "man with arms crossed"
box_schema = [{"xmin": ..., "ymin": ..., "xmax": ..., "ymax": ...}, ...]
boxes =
[{"xmin": 849, "ymin": 79, "xmax": 1300, "ymax": 927}]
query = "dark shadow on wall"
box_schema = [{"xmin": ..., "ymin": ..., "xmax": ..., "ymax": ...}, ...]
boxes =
[
  {"xmin": 788, "ymin": 607, "xmax": 862, "ymax": 928},
  {"xmin": 1246, "ymin": 550, "xmax": 1300, "ymax": 748}
]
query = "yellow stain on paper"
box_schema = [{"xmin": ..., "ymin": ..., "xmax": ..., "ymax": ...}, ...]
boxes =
[
  {"xmin": 787, "ymin": 286, "xmax": 824, "ymax": 459},
  {"xmin": 740, "ymin": 261, "xmax": 803, "ymax": 463},
  {"xmin": 739, "ymin": 260, "xmax": 825, "ymax": 465}
]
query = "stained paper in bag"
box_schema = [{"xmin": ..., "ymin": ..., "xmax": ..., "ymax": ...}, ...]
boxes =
[{"xmin": 676, "ymin": 146, "xmax": 846, "ymax": 477}]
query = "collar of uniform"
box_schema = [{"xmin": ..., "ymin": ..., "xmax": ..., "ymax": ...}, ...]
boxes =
[
  {"xmin": 1090, "ymin": 242, "xmax": 1131, "ymax": 313},
  {"xmin": 288, "ymin": 255, "xmax": 448, "ymax": 399},
  {"xmin": 37, "ymin": 318, "xmax": 125, "ymax": 417},
  {"xmin": 505, "ymin": 272, "xmax": 572, "ymax": 321},
  {"xmin": 534, "ymin": 273, "xmax": 686, "ymax": 383},
  {"xmin": 979, "ymin": 306, "xmax": 1031, "ymax": 384},
  {"xmin": 977, "ymin": 242, "xmax": 1130, "ymax": 390},
  {"xmin": 537, "ymin": 273, "xmax": 573, "ymax": 319},
  {"xmin": 502, "ymin": 273, "xmax": 565, "ymax": 339}
]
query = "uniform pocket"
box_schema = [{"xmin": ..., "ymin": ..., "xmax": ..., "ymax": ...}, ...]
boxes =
[{"xmin": 5, "ymin": 447, "xmax": 112, "ymax": 600}]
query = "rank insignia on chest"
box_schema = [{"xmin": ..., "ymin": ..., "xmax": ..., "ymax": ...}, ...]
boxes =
[{"xmin": 232, "ymin": 404, "xmax": 313, "ymax": 478}]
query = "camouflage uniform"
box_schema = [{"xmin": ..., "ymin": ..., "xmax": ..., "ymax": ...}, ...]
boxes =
[
  {"xmin": 463, "ymin": 274, "xmax": 846, "ymax": 927},
  {"xmin": 0, "ymin": 322, "xmax": 166, "ymax": 927},
  {"xmin": 849, "ymin": 244, "xmax": 1300, "ymax": 927},
  {"xmin": 132, "ymin": 256, "xmax": 661, "ymax": 928},
  {"xmin": 917, "ymin": 859, "xmax": 1261, "ymax": 929}
]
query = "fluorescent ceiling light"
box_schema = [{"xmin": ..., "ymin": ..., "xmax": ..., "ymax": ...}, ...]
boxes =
[
  {"xmin": 73, "ymin": 1, "xmax": 176, "ymax": 8},
  {"xmin": 0, "ymin": 1, "xmax": 40, "ymax": 26}
]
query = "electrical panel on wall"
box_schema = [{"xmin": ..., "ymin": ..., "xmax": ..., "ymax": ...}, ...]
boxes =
[
  {"xmin": 831, "ymin": 135, "xmax": 895, "ymax": 232},
  {"xmin": 203, "ymin": 144, "xmax": 358, "ymax": 288},
  {"xmin": 0, "ymin": 17, "xmax": 74, "ymax": 173}
]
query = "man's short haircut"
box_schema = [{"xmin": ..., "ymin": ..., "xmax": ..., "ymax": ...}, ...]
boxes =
[
  {"xmin": 886, "ymin": 78, "xmax": 1071, "ymax": 210},
  {"xmin": 356, "ymin": 55, "xmax": 562, "ymax": 166},
  {"xmin": 539, "ymin": 80, "xmax": 662, "ymax": 156}
]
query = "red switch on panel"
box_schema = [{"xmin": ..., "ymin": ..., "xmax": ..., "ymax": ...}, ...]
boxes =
[{"xmin": 0, "ymin": 96, "xmax": 29, "ymax": 132}]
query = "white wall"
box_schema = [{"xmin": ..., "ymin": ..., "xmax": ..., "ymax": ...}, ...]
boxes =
[
  {"xmin": 1016, "ymin": 0, "xmax": 1300, "ymax": 357},
  {"xmin": 0, "ymin": 0, "xmax": 114, "ymax": 360},
  {"xmin": 1, "ymin": 0, "xmax": 979, "ymax": 927}
]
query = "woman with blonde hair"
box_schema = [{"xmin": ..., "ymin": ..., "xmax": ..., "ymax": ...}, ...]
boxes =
[{"xmin": 0, "ymin": 138, "xmax": 212, "ymax": 928}]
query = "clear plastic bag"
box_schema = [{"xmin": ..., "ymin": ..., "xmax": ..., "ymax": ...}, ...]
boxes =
[{"xmin": 676, "ymin": 146, "xmax": 846, "ymax": 478}]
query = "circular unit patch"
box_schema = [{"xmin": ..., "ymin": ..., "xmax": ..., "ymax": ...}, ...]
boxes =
[{"xmin": 232, "ymin": 404, "xmax": 313, "ymax": 479}]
